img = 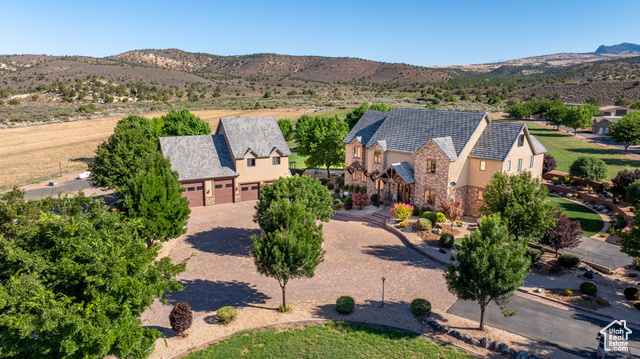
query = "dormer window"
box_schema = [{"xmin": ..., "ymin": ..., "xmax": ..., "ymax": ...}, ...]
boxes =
[
  {"xmin": 354, "ymin": 146, "xmax": 361, "ymax": 157},
  {"xmin": 518, "ymin": 134, "xmax": 525, "ymax": 147},
  {"xmin": 374, "ymin": 152, "xmax": 382, "ymax": 163},
  {"xmin": 247, "ymin": 158, "xmax": 256, "ymax": 167},
  {"xmin": 273, "ymin": 157, "xmax": 281, "ymax": 165}
]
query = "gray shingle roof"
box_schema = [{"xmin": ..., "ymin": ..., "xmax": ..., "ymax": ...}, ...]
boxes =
[
  {"xmin": 343, "ymin": 110, "xmax": 390, "ymax": 145},
  {"xmin": 431, "ymin": 137, "xmax": 457, "ymax": 160},
  {"xmin": 346, "ymin": 108, "xmax": 487, "ymax": 156},
  {"xmin": 159, "ymin": 135, "xmax": 238, "ymax": 181},
  {"xmin": 469, "ymin": 122, "xmax": 524, "ymax": 161},
  {"xmin": 378, "ymin": 162, "xmax": 415, "ymax": 184},
  {"xmin": 218, "ymin": 117, "xmax": 291, "ymax": 159},
  {"xmin": 529, "ymin": 131, "xmax": 547, "ymax": 154}
]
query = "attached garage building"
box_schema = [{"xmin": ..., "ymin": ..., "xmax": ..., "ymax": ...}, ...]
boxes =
[{"xmin": 159, "ymin": 116, "xmax": 291, "ymax": 207}]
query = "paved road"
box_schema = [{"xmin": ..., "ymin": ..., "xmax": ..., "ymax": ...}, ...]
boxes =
[
  {"xmin": 23, "ymin": 178, "xmax": 117, "ymax": 204},
  {"xmin": 448, "ymin": 295, "xmax": 640, "ymax": 358},
  {"xmin": 560, "ymin": 236, "xmax": 633, "ymax": 271}
]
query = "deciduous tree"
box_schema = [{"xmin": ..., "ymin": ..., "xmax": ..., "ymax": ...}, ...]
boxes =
[
  {"xmin": 440, "ymin": 197, "xmax": 463, "ymax": 230},
  {"xmin": 254, "ymin": 175, "xmax": 334, "ymax": 234},
  {"xmin": 444, "ymin": 214, "xmax": 529, "ymax": 330},
  {"xmin": 569, "ymin": 156, "xmax": 608, "ymax": 183},
  {"xmin": 506, "ymin": 104, "xmax": 532, "ymax": 119},
  {"xmin": 540, "ymin": 210, "xmax": 582, "ymax": 257},
  {"xmin": 160, "ymin": 109, "xmax": 211, "ymax": 137},
  {"xmin": 481, "ymin": 171, "xmax": 557, "ymax": 241},
  {"xmin": 345, "ymin": 103, "xmax": 392, "ymax": 130},
  {"xmin": 277, "ymin": 118, "xmax": 294, "ymax": 141},
  {"xmin": 610, "ymin": 111, "xmax": 640, "ymax": 151},
  {"xmin": 117, "ymin": 152, "xmax": 191, "ymax": 247},
  {"xmin": 621, "ymin": 213, "xmax": 640, "ymax": 258},
  {"xmin": 626, "ymin": 179, "xmax": 640, "ymax": 207},
  {"xmin": 294, "ymin": 115, "xmax": 349, "ymax": 178},
  {"xmin": 563, "ymin": 104, "xmax": 599, "ymax": 135},
  {"xmin": 544, "ymin": 104, "xmax": 568, "ymax": 130},
  {"xmin": 252, "ymin": 199, "xmax": 325, "ymax": 310},
  {"xmin": 0, "ymin": 192, "xmax": 186, "ymax": 358},
  {"xmin": 542, "ymin": 154, "xmax": 557, "ymax": 174}
]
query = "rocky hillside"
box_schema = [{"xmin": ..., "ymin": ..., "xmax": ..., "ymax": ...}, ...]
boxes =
[{"xmin": 595, "ymin": 42, "xmax": 640, "ymax": 54}]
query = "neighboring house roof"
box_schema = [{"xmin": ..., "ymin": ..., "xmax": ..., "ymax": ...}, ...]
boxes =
[
  {"xmin": 469, "ymin": 122, "xmax": 546, "ymax": 161},
  {"xmin": 599, "ymin": 105, "xmax": 628, "ymax": 111},
  {"xmin": 159, "ymin": 135, "xmax": 238, "ymax": 181},
  {"xmin": 593, "ymin": 116, "xmax": 622, "ymax": 124},
  {"xmin": 344, "ymin": 108, "xmax": 488, "ymax": 156},
  {"xmin": 218, "ymin": 116, "xmax": 291, "ymax": 159}
]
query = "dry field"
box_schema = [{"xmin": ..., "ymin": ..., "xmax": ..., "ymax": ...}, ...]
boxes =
[{"xmin": 0, "ymin": 108, "xmax": 316, "ymax": 189}]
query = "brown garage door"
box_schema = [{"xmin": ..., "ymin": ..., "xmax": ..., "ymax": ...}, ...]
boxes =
[
  {"xmin": 181, "ymin": 182, "xmax": 204, "ymax": 207},
  {"xmin": 214, "ymin": 179, "xmax": 234, "ymax": 204},
  {"xmin": 240, "ymin": 182, "xmax": 260, "ymax": 201}
]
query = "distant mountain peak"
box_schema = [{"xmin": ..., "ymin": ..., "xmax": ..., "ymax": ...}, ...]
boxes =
[{"xmin": 595, "ymin": 42, "xmax": 640, "ymax": 54}]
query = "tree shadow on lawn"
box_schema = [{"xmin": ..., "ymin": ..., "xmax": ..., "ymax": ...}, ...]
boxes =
[
  {"xmin": 565, "ymin": 148, "xmax": 640, "ymax": 167},
  {"xmin": 185, "ymin": 227, "xmax": 260, "ymax": 257},
  {"xmin": 165, "ymin": 279, "xmax": 271, "ymax": 313},
  {"xmin": 361, "ymin": 244, "xmax": 443, "ymax": 270}
]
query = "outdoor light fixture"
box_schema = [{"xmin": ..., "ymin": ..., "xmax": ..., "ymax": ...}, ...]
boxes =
[{"xmin": 381, "ymin": 277, "xmax": 386, "ymax": 308}]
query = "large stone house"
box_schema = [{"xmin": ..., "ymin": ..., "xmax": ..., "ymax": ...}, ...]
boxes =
[
  {"xmin": 343, "ymin": 108, "xmax": 547, "ymax": 216},
  {"xmin": 159, "ymin": 116, "xmax": 291, "ymax": 207}
]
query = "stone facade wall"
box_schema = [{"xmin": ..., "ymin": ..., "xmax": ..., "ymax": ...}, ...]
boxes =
[
  {"xmin": 453, "ymin": 185, "xmax": 469, "ymax": 214},
  {"xmin": 465, "ymin": 186, "xmax": 484, "ymax": 217},
  {"xmin": 413, "ymin": 142, "xmax": 450, "ymax": 211}
]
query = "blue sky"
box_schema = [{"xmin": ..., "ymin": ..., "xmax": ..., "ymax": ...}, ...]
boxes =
[{"xmin": 1, "ymin": 0, "xmax": 638, "ymax": 66}]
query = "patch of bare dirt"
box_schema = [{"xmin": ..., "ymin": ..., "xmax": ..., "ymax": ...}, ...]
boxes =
[{"xmin": 544, "ymin": 288, "xmax": 611, "ymax": 310}]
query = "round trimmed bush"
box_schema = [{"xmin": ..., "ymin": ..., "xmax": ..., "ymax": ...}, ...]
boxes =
[
  {"xmin": 169, "ymin": 302, "xmax": 193, "ymax": 335},
  {"xmin": 579, "ymin": 282, "xmax": 598, "ymax": 296},
  {"xmin": 596, "ymin": 298, "xmax": 607, "ymax": 306},
  {"xmin": 635, "ymin": 302, "xmax": 640, "ymax": 311},
  {"xmin": 558, "ymin": 254, "xmax": 581, "ymax": 268},
  {"xmin": 439, "ymin": 233, "xmax": 455, "ymax": 248},
  {"xmin": 411, "ymin": 298, "xmax": 431, "ymax": 316},
  {"xmin": 370, "ymin": 193, "xmax": 378, "ymax": 204},
  {"xmin": 217, "ymin": 306, "xmax": 238, "ymax": 324},
  {"xmin": 398, "ymin": 220, "xmax": 409, "ymax": 228},
  {"xmin": 421, "ymin": 211, "xmax": 438, "ymax": 224},
  {"xmin": 327, "ymin": 183, "xmax": 335, "ymax": 190},
  {"xmin": 436, "ymin": 212, "xmax": 446, "ymax": 223},
  {"xmin": 334, "ymin": 202, "xmax": 342, "ymax": 210},
  {"xmin": 624, "ymin": 287, "xmax": 639, "ymax": 300},
  {"xmin": 415, "ymin": 218, "xmax": 432, "ymax": 231},
  {"xmin": 526, "ymin": 247, "xmax": 543, "ymax": 263},
  {"xmin": 563, "ymin": 289, "xmax": 573, "ymax": 297},
  {"xmin": 336, "ymin": 295, "xmax": 355, "ymax": 314},
  {"xmin": 344, "ymin": 196, "xmax": 353, "ymax": 210}
]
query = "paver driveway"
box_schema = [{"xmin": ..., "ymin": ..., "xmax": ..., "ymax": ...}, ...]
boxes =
[{"xmin": 141, "ymin": 201, "xmax": 456, "ymax": 333}]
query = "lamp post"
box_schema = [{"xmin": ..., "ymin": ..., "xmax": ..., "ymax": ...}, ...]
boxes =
[{"xmin": 381, "ymin": 277, "xmax": 386, "ymax": 308}]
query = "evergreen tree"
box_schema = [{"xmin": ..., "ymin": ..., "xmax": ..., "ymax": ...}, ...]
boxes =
[
  {"xmin": 117, "ymin": 152, "xmax": 191, "ymax": 247},
  {"xmin": 444, "ymin": 214, "xmax": 529, "ymax": 331}
]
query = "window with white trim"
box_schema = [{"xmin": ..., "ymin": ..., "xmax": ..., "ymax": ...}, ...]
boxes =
[
  {"xmin": 480, "ymin": 161, "xmax": 486, "ymax": 171},
  {"xmin": 426, "ymin": 159, "xmax": 436, "ymax": 174},
  {"xmin": 529, "ymin": 156, "xmax": 534, "ymax": 168},
  {"xmin": 507, "ymin": 160, "xmax": 511, "ymax": 171},
  {"xmin": 517, "ymin": 158, "xmax": 522, "ymax": 171}
]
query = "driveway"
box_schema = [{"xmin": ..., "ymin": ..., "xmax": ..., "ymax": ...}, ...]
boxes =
[
  {"xmin": 448, "ymin": 295, "xmax": 640, "ymax": 358},
  {"xmin": 561, "ymin": 236, "xmax": 633, "ymax": 270},
  {"xmin": 141, "ymin": 201, "xmax": 456, "ymax": 334}
]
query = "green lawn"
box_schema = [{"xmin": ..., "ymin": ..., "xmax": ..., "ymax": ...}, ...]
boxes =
[
  {"xmin": 186, "ymin": 322, "xmax": 473, "ymax": 359},
  {"xmin": 524, "ymin": 122, "xmax": 640, "ymax": 180},
  {"xmin": 547, "ymin": 196, "xmax": 604, "ymax": 237},
  {"xmin": 289, "ymin": 151, "xmax": 344, "ymax": 171}
]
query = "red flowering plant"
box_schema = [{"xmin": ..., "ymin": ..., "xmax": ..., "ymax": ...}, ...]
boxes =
[
  {"xmin": 390, "ymin": 203, "xmax": 413, "ymax": 220},
  {"xmin": 352, "ymin": 192, "xmax": 369, "ymax": 209}
]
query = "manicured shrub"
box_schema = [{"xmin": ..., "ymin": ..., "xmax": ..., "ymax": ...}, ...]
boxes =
[
  {"xmin": 344, "ymin": 196, "xmax": 353, "ymax": 210},
  {"xmin": 413, "ymin": 206, "xmax": 421, "ymax": 216},
  {"xmin": 579, "ymin": 282, "xmax": 597, "ymax": 296},
  {"xmin": 320, "ymin": 178, "xmax": 329, "ymax": 185},
  {"xmin": 421, "ymin": 206, "xmax": 431, "ymax": 214},
  {"xmin": 334, "ymin": 202, "xmax": 342, "ymax": 210},
  {"xmin": 436, "ymin": 212, "xmax": 446, "ymax": 223},
  {"xmin": 390, "ymin": 203, "xmax": 413, "ymax": 220},
  {"xmin": 558, "ymin": 254, "xmax": 581, "ymax": 268},
  {"xmin": 217, "ymin": 306, "xmax": 238, "ymax": 324},
  {"xmin": 336, "ymin": 295, "xmax": 355, "ymax": 314},
  {"xmin": 624, "ymin": 287, "xmax": 640, "ymax": 300},
  {"xmin": 635, "ymin": 302, "xmax": 640, "ymax": 310},
  {"xmin": 370, "ymin": 193, "xmax": 378, "ymax": 205},
  {"xmin": 564, "ymin": 289, "xmax": 573, "ymax": 297},
  {"xmin": 596, "ymin": 298, "xmax": 607, "ymax": 306},
  {"xmin": 439, "ymin": 233, "xmax": 455, "ymax": 248},
  {"xmin": 398, "ymin": 221, "xmax": 409, "ymax": 228},
  {"xmin": 415, "ymin": 218, "xmax": 432, "ymax": 231},
  {"xmin": 334, "ymin": 187, "xmax": 340, "ymax": 194},
  {"xmin": 526, "ymin": 247, "xmax": 543, "ymax": 263},
  {"xmin": 410, "ymin": 298, "xmax": 431, "ymax": 316},
  {"xmin": 352, "ymin": 192, "xmax": 369, "ymax": 209},
  {"xmin": 337, "ymin": 176, "xmax": 344, "ymax": 188},
  {"xmin": 278, "ymin": 305, "xmax": 291, "ymax": 312},
  {"xmin": 421, "ymin": 211, "xmax": 438, "ymax": 224},
  {"xmin": 169, "ymin": 302, "xmax": 193, "ymax": 335},
  {"xmin": 450, "ymin": 254, "xmax": 456, "ymax": 261},
  {"xmin": 456, "ymin": 220, "xmax": 463, "ymax": 227},
  {"xmin": 327, "ymin": 182, "xmax": 334, "ymax": 190},
  {"xmin": 561, "ymin": 175, "xmax": 571, "ymax": 184}
]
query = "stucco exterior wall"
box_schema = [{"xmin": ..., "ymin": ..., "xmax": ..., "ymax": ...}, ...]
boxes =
[
  {"xmin": 449, "ymin": 114, "xmax": 490, "ymax": 187},
  {"xmin": 234, "ymin": 153, "xmax": 289, "ymax": 197},
  {"xmin": 385, "ymin": 150, "xmax": 414, "ymax": 168},
  {"xmin": 467, "ymin": 158, "xmax": 503, "ymax": 188}
]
